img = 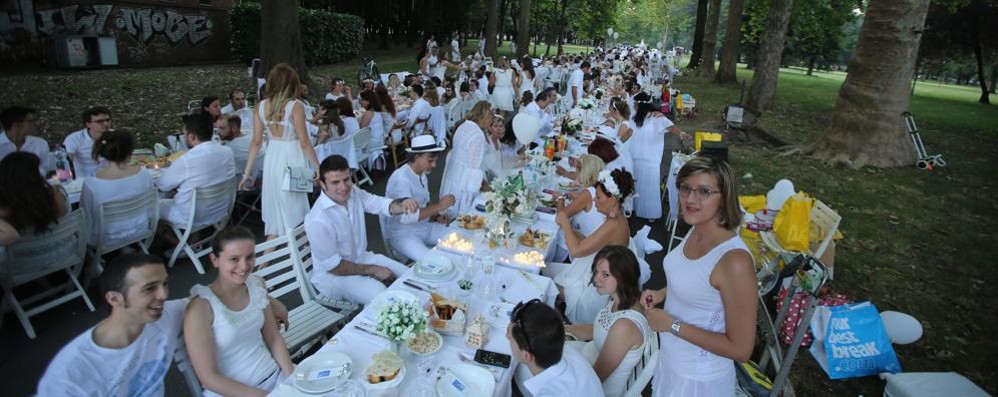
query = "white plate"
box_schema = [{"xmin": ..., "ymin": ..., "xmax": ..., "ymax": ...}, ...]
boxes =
[
  {"xmin": 487, "ymin": 302, "xmax": 515, "ymax": 328},
  {"xmin": 370, "ymin": 290, "xmax": 418, "ymax": 315},
  {"xmin": 293, "ymin": 351, "xmax": 352, "ymax": 394},
  {"xmin": 364, "ymin": 362, "xmax": 406, "ymax": 390},
  {"xmin": 435, "ymin": 364, "xmax": 496, "ymax": 397},
  {"xmin": 414, "ymin": 254, "xmax": 456, "ymax": 281}
]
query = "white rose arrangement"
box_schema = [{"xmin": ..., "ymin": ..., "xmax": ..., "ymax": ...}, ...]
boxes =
[{"xmin": 376, "ymin": 300, "xmax": 429, "ymax": 344}]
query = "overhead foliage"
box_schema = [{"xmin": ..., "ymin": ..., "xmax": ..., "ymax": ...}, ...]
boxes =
[{"xmin": 231, "ymin": 3, "xmax": 364, "ymax": 65}]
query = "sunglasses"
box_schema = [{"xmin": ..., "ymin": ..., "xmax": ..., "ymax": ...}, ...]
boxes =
[{"xmin": 511, "ymin": 298, "xmax": 541, "ymax": 352}]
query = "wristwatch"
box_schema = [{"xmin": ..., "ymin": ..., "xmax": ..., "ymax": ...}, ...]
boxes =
[{"xmin": 670, "ymin": 319, "xmax": 683, "ymax": 336}]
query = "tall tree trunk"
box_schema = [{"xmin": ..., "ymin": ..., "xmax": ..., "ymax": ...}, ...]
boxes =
[
  {"xmin": 695, "ymin": 0, "xmax": 722, "ymax": 77},
  {"xmin": 498, "ymin": 0, "xmax": 509, "ymax": 47},
  {"xmin": 556, "ymin": 0, "xmax": 568, "ymax": 55},
  {"xmin": 990, "ymin": 64, "xmax": 997, "ymax": 94},
  {"xmin": 516, "ymin": 0, "xmax": 531, "ymax": 58},
  {"xmin": 485, "ymin": 0, "xmax": 500, "ymax": 58},
  {"xmin": 806, "ymin": 55, "xmax": 815, "ymax": 76},
  {"xmin": 809, "ymin": 0, "xmax": 931, "ymax": 168},
  {"xmin": 687, "ymin": 0, "xmax": 709, "ymax": 70},
  {"xmin": 261, "ymin": 0, "xmax": 309, "ymax": 84},
  {"xmin": 714, "ymin": 0, "xmax": 745, "ymax": 83},
  {"xmin": 967, "ymin": 16, "xmax": 990, "ymax": 104},
  {"xmin": 744, "ymin": 0, "xmax": 794, "ymax": 111}
]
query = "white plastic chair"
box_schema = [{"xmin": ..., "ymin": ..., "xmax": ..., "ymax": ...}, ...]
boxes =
[
  {"xmin": 351, "ymin": 127, "xmax": 379, "ymax": 186},
  {"xmin": 429, "ymin": 105, "xmax": 447, "ymax": 144},
  {"xmin": 376, "ymin": 215, "xmax": 409, "ymax": 264},
  {"xmin": 1, "ymin": 210, "xmax": 94, "ymax": 339},
  {"xmin": 253, "ymin": 228, "xmax": 346, "ymax": 358},
  {"xmin": 623, "ymin": 332, "xmax": 661, "ymax": 397},
  {"xmin": 446, "ymin": 99, "xmax": 463, "ymax": 134},
  {"xmin": 164, "ymin": 179, "xmax": 237, "ymax": 274},
  {"xmin": 87, "ymin": 189, "xmax": 159, "ymax": 277}
]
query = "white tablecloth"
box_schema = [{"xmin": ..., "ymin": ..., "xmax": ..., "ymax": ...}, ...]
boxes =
[{"xmin": 272, "ymin": 249, "xmax": 558, "ymax": 397}]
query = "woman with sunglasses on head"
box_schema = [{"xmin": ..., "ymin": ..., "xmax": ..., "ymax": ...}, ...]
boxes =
[
  {"xmin": 640, "ymin": 157, "xmax": 757, "ymax": 397},
  {"xmin": 564, "ymin": 245, "xmax": 653, "ymax": 396}
]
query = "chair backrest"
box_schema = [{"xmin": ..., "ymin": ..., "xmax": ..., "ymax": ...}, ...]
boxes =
[
  {"xmin": 253, "ymin": 232, "xmax": 311, "ymax": 304},
  {"xmin": 187, "ymin": 179, "xmax": 237, "ymax": 229},
  {"xmin": 352, "ymin": 127, "xmax": 372, "ymax": 152},
  {"xmin": 286, "ymin": 225, "xmax": 324, "ymax": 303},
  {"xmin": 430, "ymin": 106, "xmax": 447, "ymax": 141},
  {"xmin": 446, "ymin": 99, "xmax": 463, "ymax": 129},
  {"xmin": 95, "ymin": 189, "xmax": 160, "ymax": 254},
  {"xmin": 624, "ymin": 332, "xmax": 661, "ymax": 397},
  {"xmin": 810, "ymin": 200, "xmax": 841, "ymax": 259},
  {"xmin": 4, "ymin": 209, "xmax": 87, "ymax": 279}
]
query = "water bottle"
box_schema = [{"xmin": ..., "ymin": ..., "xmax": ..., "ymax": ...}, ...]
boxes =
[{"xmin": 55, "ymin": 145, "xmax": 72, "ymax": 182}]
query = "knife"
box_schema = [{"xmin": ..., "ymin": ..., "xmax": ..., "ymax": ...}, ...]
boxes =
[
  {"xmin": 353, "ymin": 325, "xmax": 386, "ymax": 340},
  {"xmin": 403, "ymin": 281, "xmax": 428, "ymax": 291}
]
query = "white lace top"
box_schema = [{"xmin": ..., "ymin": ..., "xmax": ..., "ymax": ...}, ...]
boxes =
[{"xmin": 578, "ymin": 298, "xmax": 652, "ymax": 397}]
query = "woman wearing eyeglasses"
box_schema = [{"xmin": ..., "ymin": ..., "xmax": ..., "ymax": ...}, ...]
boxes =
[
  {"xmin": 564, "ymin": 246, "xmax": 653, "ymax": 397},
  {"xmin": 640, "ymin": 157, "xmax": 757, "ymax": 397}
]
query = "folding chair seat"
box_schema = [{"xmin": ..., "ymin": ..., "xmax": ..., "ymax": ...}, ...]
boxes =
[
  {"xmin": 288, "ymin": 225, "xmax": 361, "ymax": 315},
  {"xmin": 1, "ymin": 210, "xmax": 94, "ymax": 339},
  {"xmin": 164, "ymin": 179, "xmax": 237, "ymax": 274},
  {"xmin": 87, "ymin": 190, "xmax": 159, "ymax": 279}
]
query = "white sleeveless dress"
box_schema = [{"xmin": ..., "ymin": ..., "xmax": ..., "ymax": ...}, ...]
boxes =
[
  {"xmin": 190, "ymin": 277, "xmax": 281, "ymax": 396},
  {"xmin": 519, "ymin": 71, "xmax": 537, "ymax": 98},
  {"xmin": 652, "ymin": 232, "xmax": 751, "ymax": 397},
  {"xmin": 630, "ymin": 117, "xmax": 670, "ymax": 220},
  {"xmin": 366, "ymin": 111, "xmax": 386, "ymax": 165},
  {"xmin": 555, "ymin": 238, "xmax": 639, "ymax": 325},
  {"xmin": 568, "ymin": 299, "xmax": 654, "ymax": 397},
  {"xmin": 258, "ymin": 99, "xmax": 311, "ymax": 236},
  {"xmin": 491, "ymin": 69, "xmax": 515, "ymax": 112}
]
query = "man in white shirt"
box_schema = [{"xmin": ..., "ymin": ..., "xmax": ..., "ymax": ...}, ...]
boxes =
[
  {"xmin": 325, "ymin": 77, "xmax": 353, "ymax": 102},
  {"xmin": 63, "ymin": 106, "xmax": 111, "ymax": 178},
  {"xmin": 219, "ymin": 89, "xmax": 246, "ymax": 114},
  {"xmin": 521, "ymin": 88, "xmax": 556, "ymax": 137},
  {"xmin": 404, "ymin": 84, "xmax": 432, "ymax": 135},
  {"xmin": 37, "ymin": 253, "xmax": 288, "ymax": 396},
  {"xmin": 0, "ymin": 106, "xmax": 50, "ymax": 175},
  {"xmin": 156, "ymin": 113, "xmax": 235, "ymax": 226},
  {"xmin": 384, "ymin": 136, "xmax": 455, "ymax": 262},
  {"xmin": 477, "ymin": 68, "xmax": 490, "ymax": 97},
  {"xmin": 569, "ymin": 61, "xmax": 591, "ymax": 107},
  {"xmin": 510, "ymin": 300, "xmax": 605, "ymax": 397},
  {"xmin": 216, "ymin": 115, "xmax": 258, "ymax": 179},
  {"xmin": 304, "ymin": 155, "xmax": 419, "ymax": 305}
]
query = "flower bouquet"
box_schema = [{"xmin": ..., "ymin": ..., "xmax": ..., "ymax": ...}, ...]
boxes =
[
  {"xmin": 593, "ymin": 88, "xmax": 606, "ymax": 100},
  {"xmin": 561, "ymin": 116, "xmax": 584, "ymax": 136},
  {"xmin": 577, "ymin": 97, "xmax": 597, "ymax": 110},
  {"xmin": 483, "ymin": 173, "xmax": 537, "ymax": 246},
  {"xmin": 396, "ymin": 86, "xmax": 410, "ymax": 98},
  {"xmin": 375, "ymin": 300, "xmax": 429, "ymax": 350}
]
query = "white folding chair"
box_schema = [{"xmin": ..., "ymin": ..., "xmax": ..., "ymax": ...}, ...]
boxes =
[
  {"xmin": 351, "ymin": 127, "xmax": 376, "ymax": 186},
  {"xmin": 377, "ymin": 215, "xmax": 408, "ymax": 264},
  {"xmin": 446, "ymin": 99, "xmax": 463, "ymax": 134},
  {"xmin": 253, "ymin": 229, "xmax": 346, "ymax": 359},
  {"xmin": 164, "ymin": 179, "xmax": 237, "ymax": 274},
  {"xmin": 87, "ymin": 190, "xmax": 159, "ymax": 278},
  {"xmin": 1, "ymin": 210, "xmax": 94, "ymax": 339},
  {"xmin": 623, "ymin": 332, "xmax": 661, "ymax": 397},
  {"xmin": 429, "ymin": 105, "xmax": 447, "ymax": 144},
  {"xmin": 289, "ymin": 225, "xmax": 361, "ymax": 315},
  {"xmin": 760, "ymin": 199, "xmax": 841, "ymax": 278}
]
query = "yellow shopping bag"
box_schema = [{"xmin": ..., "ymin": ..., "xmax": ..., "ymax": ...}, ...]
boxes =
[
  {"xmin": 739, "ymin": 195, "xmax": 767, "ymax": 216},
  {"xmin": 773, "ymin": 192, "xmax": 813, "ymax": 252},
  {"xmin": 695, "ymin": 132, "xmax": 723, "ymax": 152}
]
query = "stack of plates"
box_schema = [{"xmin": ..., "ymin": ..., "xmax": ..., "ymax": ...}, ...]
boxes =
[
  {"xmin": 293, "ymin": 351, "xmax": 353, "ymax": 394},
  {"xmin": 414, "ymin": 253, "xmax": 455, "ymax": 281},
  {"xmin": 436, "ymin": 364, "xmax": 496, "ymax": 397}
]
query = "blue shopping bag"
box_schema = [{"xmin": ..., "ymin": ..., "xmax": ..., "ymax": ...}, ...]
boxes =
[{"xmin": 809, "ymin": 301, "xmax": 902, "ymax": 379}]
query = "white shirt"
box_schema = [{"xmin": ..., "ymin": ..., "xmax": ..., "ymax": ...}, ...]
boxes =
[
  {"xmin": 37, "ymin": 300, "xmax": 186, "ymax": 397},
  {"xmin": 568, "ymin": 69, "xmax": 585, "ymax": 105},
  {"xmin": 220, "ymin": 103, "xmax": 244, "ymax": 115},
  {"xmin": 155, "ymin": 141, "xmax": 235, "ymax": 225},
  {"xmin": 63, "ymin": 128, "xmax": 105, "ymax": 178},
  {"xmin": 522, "ymin": 347, "xmax": 605, "ymax": 397},
  {"xmin": 223, "ymin": 134, "xmax": 256, "ymax": 178},
  {"xmin": 303, "ymin": 188, "xmax": 399, "ymax": 283},
  {"xmin": 0, "ymin": 132, "xmax": 50, "ymax": 175},
  {"xmin": 82, "ymin": 169, "xmax": 155, "ymax": 247},
  {"xmin": 384, "ymin": 164, "xmax": 430, "ymax": 236},
  {"xmin": 477, "ymin": 77, "xmax": 490, "ymax": 96},
  {"xmin": 522, "ymin": 101, "xmax": 554, "ymax": 137},
  {"xmin": 406, "ymin": 98, "xmax": 432, "ymax": 131},
  {"xmin": 325, "ymin": 92, "xmax": 344, "ymax": 101}
]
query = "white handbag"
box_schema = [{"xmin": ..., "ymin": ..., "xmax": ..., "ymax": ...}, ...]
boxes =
[{"xmin": 281, "ymin": 166, "xmax": 313, "ymax": 193}]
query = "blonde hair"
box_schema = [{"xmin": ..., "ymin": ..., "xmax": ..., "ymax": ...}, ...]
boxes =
[
  {"xmin": 576, "ymin": 154, "xmax": 606, "ymax": 187},
  {"xmin": 263, "ymin": 64, "xmax": 300, "ymax": 122},
  {"xmin": 676, "ymin": 157, "xmax": 743, "ymax": 230},
  {"xmin": 464, "ymin": 101, "xmax": 493, "ymax": 125},
  {"xmin": 496, "ymin": 57, "xmax": 509, "ymax": 69}
]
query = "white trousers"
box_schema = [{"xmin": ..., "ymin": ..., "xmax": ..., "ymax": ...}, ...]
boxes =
[
  {"xmin": 389, "ymin": 222, "xmax": 450, "ymax": 263},
  {"xmin": 311, "ymin": 253, "xmax": 411, "ymax": 305}
]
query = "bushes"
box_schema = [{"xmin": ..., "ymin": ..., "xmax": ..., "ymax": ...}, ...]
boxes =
[{"xmin": 229, "ymin": 3, "xmax": 364, "ymax": 65}]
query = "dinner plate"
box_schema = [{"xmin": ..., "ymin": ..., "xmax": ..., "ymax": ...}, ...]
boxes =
[
  {"xmin": 414, "ymin": 254, "xmax": 455, "ymax": 281},
  {"xmin": 370, "ymin": 290, "xmax": 418, "ymax": 315},
  {"xmin": 487, "ymin": 302, "xmax": 516, "ymax": 328},
  {"xmin": 293, "ymin": 351, "xmax": 352, "ymax": 394},
  {"xmin": 435, "ymin": 364, "xmax": 496, "ymax": 397}
]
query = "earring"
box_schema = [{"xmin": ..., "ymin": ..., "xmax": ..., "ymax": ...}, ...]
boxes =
[{"xmin": 717, "ymin": 216, "xmax": 725, "ymax": 225}]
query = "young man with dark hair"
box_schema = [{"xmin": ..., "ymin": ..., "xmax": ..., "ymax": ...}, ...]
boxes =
[
  {"xmin": 509, "ymin": 300, "xmax": 605, "ymax": 396},
  {"xmin": 220, "ymin": 89, "xmax": 247, "ymax": 115},
  {"xmin": 303, "ymin": 155, "xmax": 418, "ymax": 305},
  {"xmin": 569, "ymin": 61, "xmax": 592, "ymax": 107},
  {"xmin": 63, "ymin": 106, "xmax": 112, "ymax": 178},
  {"xmin": 0, "ymin": 106, "xmax": 49, "ymax": 175},
  {"xmin": 522, "ymin": 88, "xmax": 557, "ymax": 137},
  {"xmin": 155, "ymin": 112, "xmax": 235, "ymax": 226},
  {"xmin": 38, "ymin": 253, "xmax": 288, "ymax": 395}
]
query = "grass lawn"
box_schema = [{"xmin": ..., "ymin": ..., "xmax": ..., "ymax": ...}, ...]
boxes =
[
  {"xmin": 1, "ymin": 48, "xmax": 996, "ymax": 396},
  {"xmin": 676, "ymin": 65, "xmax": 998, "ymax": 395}
]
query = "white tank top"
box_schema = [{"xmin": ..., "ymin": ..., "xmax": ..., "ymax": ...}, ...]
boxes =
[
  {"xmin": 661, "ymin": 231, "xmax": 750, "ymax": 381},
  {"xmin": 572, "ymin": 187, "xmax": 604, "ymax": 237}
]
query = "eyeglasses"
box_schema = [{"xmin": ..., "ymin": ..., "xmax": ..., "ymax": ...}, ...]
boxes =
[
  {"xmin": 511, "ymin": 299, "xmax": 541, "ymax": 352},
  {"xmin": 679, "ymin": 184, "xmax": 721, "ymax": 201},
  {"xmin": 89, "ymin": 118, "xmax": 111, "ymax": 124}
]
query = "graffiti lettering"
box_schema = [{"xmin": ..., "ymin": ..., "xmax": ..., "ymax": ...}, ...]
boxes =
[{"xmin": 114, "ymin": 7, "xmax": 213, "ymax": 46}]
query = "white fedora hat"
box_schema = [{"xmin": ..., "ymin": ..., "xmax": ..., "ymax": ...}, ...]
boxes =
[{"xmin": 406, "ymin": 135, "xmax": 445, "ymax": 153}]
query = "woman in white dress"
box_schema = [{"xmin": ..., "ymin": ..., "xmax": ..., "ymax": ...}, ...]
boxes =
[
  {"xmin": 490, "ymin": 57, "xmax": 518, "ymax": 114},
  {"xmin": 314, "ymin": 99, "xmax": 354, "ymax": 167},
  {"xmin": 242, "ymin": 64, "xmax": 321, "ymax": 241},
  {"xmin": 184, "ymin": 226, "xmax": 294, "ymax": 397},
  {"xmin": 82, "ymin": 130, "xmax": 154, "ymax": 249},
  {"xmin": 358, "ymin": 90, "xmax": 386, "ymax": 167},
  {"xmin": 641, "ymin": 157, "xmax": 757, "ymax": 397},
  {"xmin": 438, "ymin": 101, "xmax": 494, "ymax": 216},
  {"xmin": 518, "ymin": 55, "xmax": 538, "ymax": 99},
  {"xmin": 554, "ymin": 168, "xmax": 634, "ymax": 324},
  {"xmin": 565, "ymin": 246, "xmax": 654, "ymax": 397},
  {"xmin": 547, "ymin": 154, "xmax": 605, "ymax": 265},
  {"xmin": 483, "ymin": 113, "xmax": 506, "ymax": 180},
  {"xmin": 629, "ymin": 92, "xmax": 688, "ymax": 221}
]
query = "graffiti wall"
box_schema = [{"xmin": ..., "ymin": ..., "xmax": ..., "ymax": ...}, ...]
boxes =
[{"xmin": 0, "ymin": 0, "xmax": 233, "ymax": 66}]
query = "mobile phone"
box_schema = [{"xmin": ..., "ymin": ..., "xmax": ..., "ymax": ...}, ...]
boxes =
[{"xmin": 474, "ymin": 349, "xmax": 511, "ymax": 368}]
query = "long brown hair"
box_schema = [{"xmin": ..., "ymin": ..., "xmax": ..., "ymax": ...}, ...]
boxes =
[
  {"xmin": 375, "ymin": 86, "xmax": 397, "ymax": 117},
  {"xmin": 591, "ymin": 245, "xmax": 642, "ymax": 310},
  {"xmin": 0, "ymin": 152, "xmax": 59, "ymax": 232},
  {"xmin": 263, "ymin": 63, "xmax": 300, "ymax": 122}
]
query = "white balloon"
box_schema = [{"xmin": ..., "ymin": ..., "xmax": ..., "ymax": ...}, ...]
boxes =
[
  {"xmin": 880, "ymin": 311, "xmax": 923, "ymax": 345},
  {"xmin": 607, "ymin": 28, "xmax": 614, "ymax": 36},
  {"xmin": 613, "ymin": 32, "xmax": 619, "ymax": 39},
  {"xmin": 512, "ymin": 113, "xmax": 541, "ymax": 145},
  {"xmin": 766, "ymin": 179, "xmax": 796, "ymax": 210}
]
